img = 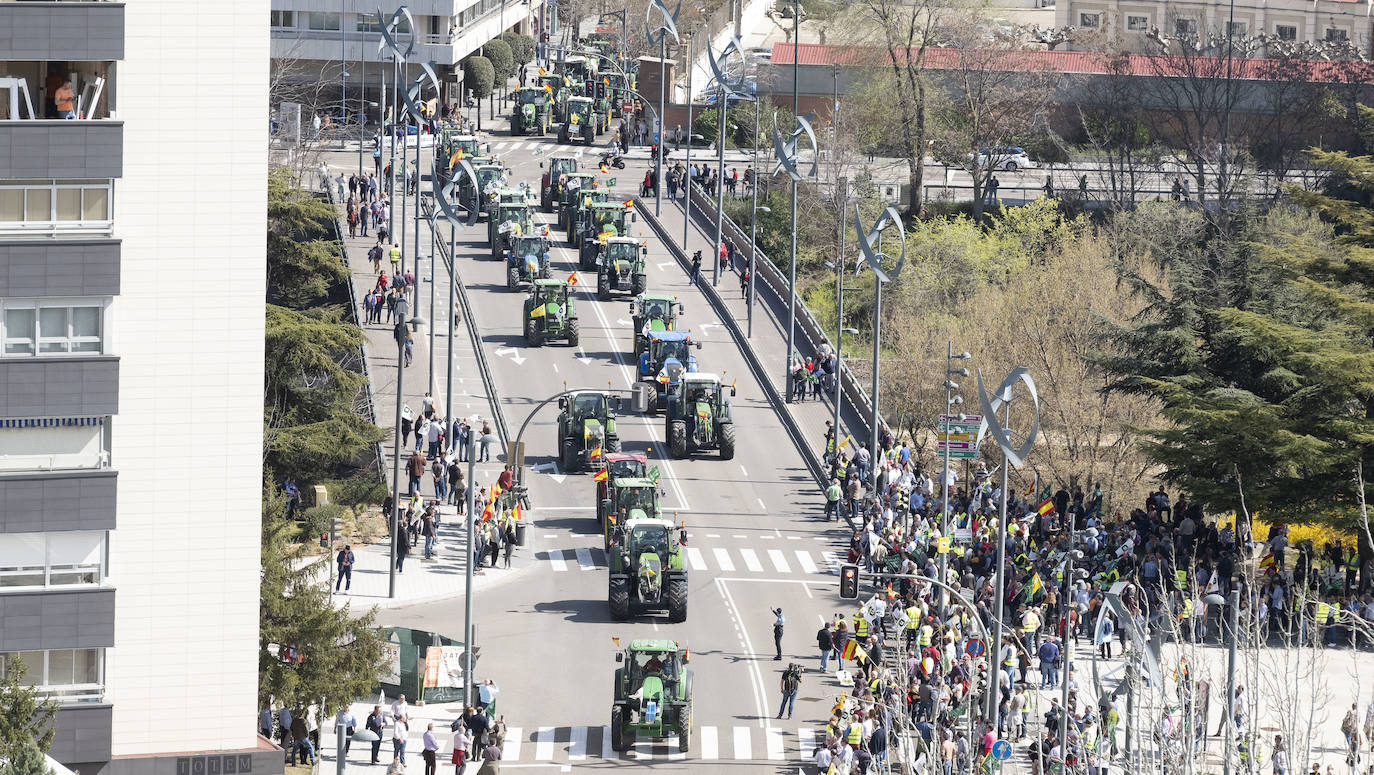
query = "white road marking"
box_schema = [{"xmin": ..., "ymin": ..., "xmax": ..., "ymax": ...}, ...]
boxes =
[
  {"xmin": 712, "ymin": 547, "xmax": 735, "ymax": 572},
  {"xmin": 686, "ymin": 547, "xmax": 708, "ymax": 570},
  {"xmin": 732, "ymin": 534, "xmax": 747, "ymax": 539},
  {"xmin": 734, "ymin": 726, "xmax": 751, "ymax": 760},
  {"xmin": 700, "ymin": 726, "xmax": 719, "ymax": 760},
  {"xmin": 667, "ymin": 736, "xmax": 685, "ymax": 760},
  {"xmin": 794, "ymin": 551, "xmax": 818, "ymax": 575},
  {"xmin": 796, "ymin": 728, "xmax": 816, "ymax": 761},
  {"xmin": 739, "ymin": 548, "xmax": 764, "ymax": 572},
  {"xmin": 768, "ymin": 549, "xmax": 791, "ymax": 574},
  {"xmin": 715, "ymin": 578, "xmax": 772, "ymax": 729},
  {"xmin": 787, "ymin": 535, "xmax": 801, "ymax": 541},
  {"xmin": 505, "ymin": 727, "xmax": 523, "ymax": 761},
  {"xmin": 575, "ymin": 547, "xmax": 596, "ymax": 570},
  {"xmin": 535, "ymin": 727, "xmax": 555, "ymax": 760},
  {"xmin": 548, "ymin": 550, "xmax": 568, "ymax": 572},
  {"xmin": 568, "ymin": 726, "xmax": 587, "ymax": 760},
  {"xmin": 601, "ymin": 726, "xmax": 617, "ymax": 760},
  {"xmin": 739, "ymin": 464, "xmax": 748, "ymax": 476},
  {"xmin": 757, "ymin": 498, "xmax": 767, "ymax": 509},
  {"xmin": 766, "ymin": 727, "xmax": 786, "ymax": 759},
  {"xmin": 822, "ymin": 551, "xmax": 842, "ymax": 574},
  {"xmin": 706, "ymin": 533, "xmax": 720, "ymax": 538}
]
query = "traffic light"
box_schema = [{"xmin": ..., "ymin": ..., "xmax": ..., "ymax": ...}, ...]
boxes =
[
  {"xmin": 975, "ymin": 659, "xmax": 989, "ymax": 695},
  {"xmin": 329, "ymin": 517, "xmax": 342, "ymax": 546},
  {"xmin": 839, "ymin": 564, "xmax": 860, "ymax": 600},
  {"xmin": 318, "ymin": 531, "xmax": 329, "ymax": 549}
]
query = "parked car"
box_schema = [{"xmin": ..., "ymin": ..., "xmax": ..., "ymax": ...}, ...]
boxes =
[{"xmin": 971, "ymin": 146, "xmax": 1035, "ymax": 171}]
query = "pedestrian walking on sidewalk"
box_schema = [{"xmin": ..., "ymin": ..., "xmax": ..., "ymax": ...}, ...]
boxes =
[
  {"xmin": 370, "ymin": 243, "xmax": 383, "ymax": 273},
  {"xmin": 422, "ymin": 508, "xmax": 438, "ymax": 559},
  {"xmin": 408, "ymin": 451, "xmax": 426, "ymax": 497},
  {"xmin": 348, "ymin": 204, "xmax": 359, "ymax": 237},
  {"xmin": 451, "ymin": 725, "xmax": 472, "ymax": 775},
  {"xmin": 773, "ymin": 607, "xmax": 785, "ymax": 660},
  {"xmin": 423, "ymin": 722, "xmax": 440, "ymax": 775},
  {"xmin": 392, "ymin": 715, "xmax": 409, "ymax": 765},
  {"xmin": 739, "ymin": 266, "xmax": 749, "ymax": 298},
  {"xmin": 503, "ymin": 521, "xmax": 516, "ymax": 568},
  {"xmin": 335, "ymin": 545, "xmax": 354, "ymax": 592},
  {"xmin": 395, "ymin": 532, "xmax": 410, "ymax": 573},
  {"xmin": 367, "ymin": 706, "xmax": 386, "ymax": 764},
  {"xmin": 479, "ymin": 421, "xmax": 495, "ymax": 462},
  {"xmin": 690, "ymin": 250, "xmax": 702, "ymax": 285},
  {"xmin": 447, "ymin": 457, "xmax": 464, "ymax": 507},
  {"xmin": 360, "ymin": 202, "xmax": 371, "ymax": 237}
]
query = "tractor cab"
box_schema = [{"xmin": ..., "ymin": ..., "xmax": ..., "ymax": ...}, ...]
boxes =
[
  {"xmin": 601, "ymin": 477, "xmax": 663, "ymax": 543},
  {"xmin": 505, "ymin": 233, "xmax": 552, "ymax": 290},
  {"xmin": 558, "ymin": 172, "xmax": 600, "ymax": 232},
  {"xmin": 665, "ymin": 373, "xmax": 737, "ymax": 460},
  {"xmin": 596, "ymin": 452, "xmax": 649, "ymax": 511},
  {"xmin": 557, "ymin": 390, "xmax": 620, "ymax": 471},
  {"xmin": 560, "ymin": 97, "xmax": 598, "ymax": 145},
  {"xmin": 512, "ymin": 87, "xmax": 550, "ymax": 135},
  {"xmin": 464, "ymin": 164, "xmax": 508, "ymax": 219},
  {"xmin": 596, "ymin": 238, "xmax": 648, "ymax": 299},
  {"xmin": 523, "ymin": 279, "xmax": 580, "ymax": 347},
  {"xmin": 540, "ymin": 156, "xmax": 580, "ymax": 212},
  {"xmin": 579, "ymin": 202, "xmax": 633, "ymax": 269},
  {"xmin": 640, "ymin": 331, "xmax": 699, "ymax": 382},
  {"xmin": 488, "ymin": 193, "xmax": 534, "ymax": 257},
  {"xmin": 631, "ymin": 293, "xmax": 683, "ymax": 356},
  {"xmin": 610, "ymin": 640, "xmax": 692, "ymax": 749}
]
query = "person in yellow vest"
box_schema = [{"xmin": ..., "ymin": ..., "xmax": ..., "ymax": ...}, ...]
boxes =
[
  {"xmin": 919, "ymin": 619, "xmax": 935, "ymax": 649},
  {"xmin": 853, "ymin": 610, "xmax": 871, "ymax": 642},
  {"xmin": 905, "ymin": 603, "xmax": 921, "ymax": 650},
  {"xmin": 389, "ymin": 243, "xmax": 402, "ymax": 274},
  {"xmin": 1316, "ymin": 598, "xmax": 1332, "ymax": 647},
  {"xmin": 1324, "ymin": 598, "xmax": 1341, "ymax": 647},
  {"xmin": 1022, "ymin": 606, "xmax": 1043, "ymax": 653}
]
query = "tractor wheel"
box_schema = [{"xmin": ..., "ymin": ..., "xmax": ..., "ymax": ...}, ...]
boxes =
[
  {"xmin": 531, "ymin": 322, "xmax": 545, "ymax": 348},
  {"xmin": 668, "ymin": 420, "xmax": 687, "ymax": 459},
  {"xmin": 611, "ymin": 706, "xmax": 627, "ymax": 752},
  {"xmin": 542, "ymin": 192, "xmax": 551, "ymax": 213},
  {"xmin": 540, "ymin": 258, "xmax": 552, "ymax": 279},
  {"xmin": 507, "ymin": 265, "xmax": 519, "ymax": 291},
  {"xmin": 632, "ymin": 273, "xmax": 647, "ymax": 295},
  {"xmin": 606, "ymin": 434, "xmax": 621, "ymax": 453},
  {"xmin": 719, "ymin": 422, "xmax": 737, "ymax": 460},
  {"xmin": 567, "ymin": 317, "xmax": 581, "ymax": 347},
  {"xmin": 562, "ymin": 439, "xmax": 578, "ymax": 473},
  {"xmin": 524, "ymin": 318, "xmax": 536, "ymax": 345},
  {"xmin": 582, "ymin": 125, "xmax": 594, "ymax": 145},
  {"xmin": 598, "ymin": 271, "xmax": 610, "ymax": 300},
  {"xmin": 559, "ymin": 126, "xmax": 569, "ymax": 145},
  {"xmin": 609, "ymin": 576, "xmax": 631, "ymax": 621},
  {"xmin": 667, "ymin": 575, "xmax": 688, "ymax": 623},
  {"xmin": 677, "ymin": 700, "xmax": 693, "ymax": 753}
]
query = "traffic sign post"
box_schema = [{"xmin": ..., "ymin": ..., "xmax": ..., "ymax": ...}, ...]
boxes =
[
  {"xmin": 622, "ymin": 101, "xmax": 634, "ymax": 113},
  {"xmin": 938, "ymin": 414, "xmax": 982, "ymax": 460},
  {"xmin": 965, "ymin": 638, "xmax": 986, "ymax": 659},
  {"xmin": 992, "ymin": 740, "xmax": 1013, "ymax": 761}
]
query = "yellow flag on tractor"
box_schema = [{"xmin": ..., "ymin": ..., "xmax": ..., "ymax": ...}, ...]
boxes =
[
  {"xmin": 530, "ymin": 305, "xmax": 547, "ymax": 318},
  {"xmin": 590, "ymin": 445, "xmax": 603, "ymax": 459},
  {"xmin": 594, "ymin": 468, "xmax": 609, "ymax": 482},
  {"xmin": 568, "ymin": 271, "xmax": 580, "ymax": 286}
]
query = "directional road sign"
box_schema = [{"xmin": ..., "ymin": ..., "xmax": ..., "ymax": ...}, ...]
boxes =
[{"xmin": 992, "ymin": 740, "xmax": 1013, "ymax": 761}]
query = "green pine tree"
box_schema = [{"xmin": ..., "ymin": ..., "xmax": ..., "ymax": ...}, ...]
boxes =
[
  {"xmin": 258, "ymin": 487, "xmax": 387, "ymax": 715},
  {"xmin": 0, "ymin": 738, "xmax": 54, "ymax": 775},
  {"xmin": 0, "ymin": 656, "xmax": 56, "ymax": 764}
]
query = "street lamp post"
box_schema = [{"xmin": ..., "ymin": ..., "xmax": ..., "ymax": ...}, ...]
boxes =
[
  {"xmin": 940, "ymin": 344, "xmax": 970, "ymax": 615},
  {"xmin": 464, "ymin": 433, "xmax": 477, "ymax": 705},
  {"xmin": 712, "ymin": 85, "xmax": 727, "ymax": 286},
  {"xmin": 388, "ymin": 308, "xmax": 425, "ymax": 599},
  {"xmin": 1206, "ymin": 588, "xmax": 1242, "ymax": 775},
  {"xmin": 683, "ymin": 29, "xmax": 695, "ymax": 250},
  {"xmin": 642, "ymin": 0, "xmax": 680, "ymax": 217},
  {"xmin": 774, "ymin": 114, "xmax": 818, "ymax": 401},
  {"xmin": 747, "ymin": 98, "xmax": 760, "ymax": 335},
  {"xmin": 825, "ymin": 254, "xmax": 858, "ymax": 456}
]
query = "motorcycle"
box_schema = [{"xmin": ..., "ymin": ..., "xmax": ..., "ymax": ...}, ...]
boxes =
[{"xmin": 599, "ymin": 151, "xmax": 626, "ymax": 170}]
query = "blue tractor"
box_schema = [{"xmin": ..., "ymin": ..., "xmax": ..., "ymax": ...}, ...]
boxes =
[{"xmin": 638, "ymin": 330, "xmax": 699, "ymax": 412}]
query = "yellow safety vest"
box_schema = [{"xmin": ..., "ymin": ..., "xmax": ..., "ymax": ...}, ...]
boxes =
[
  {"xmin": 854, "ymin": 615, "xmax": 870, "ymax": 639},
  {"xmin": 920, "ymin": 625, "xmax": 933, "ymax": 647},
  {"xmin": 1330, "ymin": 603, "xmax": 1341, "ymax": 622},
  {"xmin": 1174, "ymin": 570, "xmax": 1187, "ymax": 590},
  {"xmin": 389, "ymin": 246, "xmax": 401, "ymax": 263},
  {"xmin": 906, "ymin": 607, "xmax": 920, "ymax": 630},
  {"xmin": 1316, "ymin": 602, "xmax": 1330, "ymax": 622},
  {"xmin": 1023, "ymin": 613, "xmax": 1040, "ymax": 633},
  {"xmin": 1179, "ymin": 599, "xmax": 1193, "ymax": 620},
  {"xmin": 847, "ymin": 724, "xmax": 863, "ymax": 746}
]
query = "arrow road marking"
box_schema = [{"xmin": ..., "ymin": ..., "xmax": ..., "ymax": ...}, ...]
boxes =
[
  {"xmin": 493, "ymin": 346, "xmax": 526, "ymax": 366},
  {"xmin": 616, "ymin": 318, "xmax": 632, "ymax": 326},
  {"xmin": 656, "ymin": 261, "xmax": 675, "ymax": 270},
  {"xmin": 698, "ymin": 322, "xmax": 723, "ymax": 337},
  {"xmin": 532, "ymin": 462, "xmax": 560, "ymax": 473},
  {"xmin": 575, "ymin": 347, "xmax": 592, "ymax": 366}
]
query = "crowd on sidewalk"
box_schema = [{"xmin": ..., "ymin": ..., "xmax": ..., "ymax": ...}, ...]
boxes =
[{"xmin": 802, "ymin": 419, "xmax": 1374, "ymax": 775}]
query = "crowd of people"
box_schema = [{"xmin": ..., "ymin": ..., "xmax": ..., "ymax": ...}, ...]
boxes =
[{"xmin": 805, "ymin": 420, "xmax": 1374, "ymax": 775}]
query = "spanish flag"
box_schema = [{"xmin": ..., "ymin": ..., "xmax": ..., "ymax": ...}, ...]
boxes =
[
  {"xmin": 543, "ymin": 83, "xmax": 553, "ymax": 94},
  {"xmin": 512, "ymin": 502, "xmax": 522, "ymax": 521},
  {"xmin": 1259, "ymin": 553, "xmax": 1275, "ymax": 570},
  {"xmin": 1037, "ymin": 498, "xmax": 1055, "ymax": 516},
  {"xmin": 594, "ymin": 468, "xmax": 609, "ymax": 482},
  {"xmin": 568, "ymin": 271, "xmax": 579, "ymax": 286},
  {"xmin": 597, "ymin": 230, "xmax": 614, "ymax": 241},
  {"xmin": 481, "ymin": 499, "xmax": 494, "ymax": 522},
  {"xmin": 590, "ymin": 445, "xmax": 603, "ymax": 459},
  {"xmin": 841, "ymin": 639, "xmax": 868, "ymax": 664},
  {"xmin": 600, "ymin": 163, "xmax": 610, "ymax": 174},
  {"xmin": 491, "ymin": 481, "xmax": 502, "ymax": 498},
  {"xmin": 538, "ymin": 67, "xmax": 547, "ymax": 76},
  {"xmin": 623, "ymin": 199, "xmax": 634, "ymax": 208}
]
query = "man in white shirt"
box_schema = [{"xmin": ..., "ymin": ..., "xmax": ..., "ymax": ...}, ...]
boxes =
[
  {"xmin": 391, "ymin": 714, "xmax": 409, "ymax": 766},
  {"xmin": 335, "ymin": 707, "xmax": 358, "ymax": 755},
  {"xmin": 391, "ymin": 694, "xmax": 408, "ymax": 723}
]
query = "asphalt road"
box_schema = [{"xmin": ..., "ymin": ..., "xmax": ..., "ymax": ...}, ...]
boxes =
[{"xmin": 363, "ymin": 123, "xmax": 857, "ymax": 771}]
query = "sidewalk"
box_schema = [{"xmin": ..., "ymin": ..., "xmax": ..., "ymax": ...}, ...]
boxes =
[
  {"xmin": 322, "ymin": 152, "xmax": 524, "ymax": 608},
  {"xmin": 644, "ymin": 189, "xmax": 873, "ymax": 479}
]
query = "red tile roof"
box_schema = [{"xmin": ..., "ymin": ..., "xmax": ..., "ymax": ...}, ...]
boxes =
[{"xmin": 770, "ymin": 42, "xmax": 1374, "ymax": 83}]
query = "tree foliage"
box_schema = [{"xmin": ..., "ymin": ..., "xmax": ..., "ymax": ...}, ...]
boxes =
[
  {"xmin": 0, "ymin": 656, "xmax": 56, "ymax": 763},
  {"xmin": 267, "ymin": 169, "xmax": 349, "ymax": 308},
  {"xmin": 484, "ymin": 39, "xmax": 514, "ymax": 82},
  {"xmin": 464, "ymin": 56, "xmax": 496, "ymax": 100},
  {"xmin": 0, "ymin": 739, "xmax": 52, "ymax": 775},
  {"xmin": 502, "ymin": 32, "xmax": 536, "ymax": 68},
  {"xmin": 259, "ymin": 487, "xmax": 387, "ymax": 714},
  {"xmin": 690, "ymin": 101, "xmax": 756, "ymax": 149}
]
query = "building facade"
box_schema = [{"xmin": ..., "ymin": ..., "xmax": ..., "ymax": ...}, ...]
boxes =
[
  {"xmin": 1056, "ymin": 0, "xmax": 1374, "ymax": 54},
  {"xmin": 0, "ymin": 2, "xmax": 275, "ymax": 773},
  {"xmin": 270, "ymin": 0, "xmax": 544, "ymax": 113}
]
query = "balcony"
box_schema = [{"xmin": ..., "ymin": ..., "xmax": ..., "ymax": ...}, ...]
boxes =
[
  {"xmin": 0, "ymin": 469, "xmax": 116, "ymax": 532},
  {"xmin": 0, "ymin": 356, "xmax": 118, "ymax": 418},
  {"xmin": 0, "ymin": 2, "xmax": 125, "ymax": 62},
  {"xmin": 0, "ymin": 178, "xmax": 117, "ymax": 238}
]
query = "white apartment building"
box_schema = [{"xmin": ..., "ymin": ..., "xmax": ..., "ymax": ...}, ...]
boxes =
[
  {"xmin": 1057, "ymin": 0, "xmax": 1374, "ymax": 53},
  {"xmin": 270, "ymin": 0, "xmax": 545, "ymax": 114},
  {"xmin": 0, "ymin": 1, "xmax": 274, "ymax": 773}
]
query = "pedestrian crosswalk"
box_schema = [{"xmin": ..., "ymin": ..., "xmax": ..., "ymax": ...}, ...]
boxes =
[{"xmin": 538, "ymin": 545, "xmax": 845, "ymax": 577}]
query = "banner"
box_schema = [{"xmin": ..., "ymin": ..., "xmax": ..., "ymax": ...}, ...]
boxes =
[{"xmin": 382, "ymin": 642, "xmax": 401, "ymax": 685}]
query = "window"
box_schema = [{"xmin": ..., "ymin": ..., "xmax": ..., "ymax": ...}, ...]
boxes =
[
  {"xmin": 1226, "ymin": 21, "xmax": 1247, "ymax": 36},
  {"xmin": 1079, "ymin": 12, "xmax": 1100, "ymax": 28},
  {"xmin": 0, "ymin": 180, "xmax": 114, "ymax": 236},
  {"xmin": 357, "ymin": 14, "xmax": 411, "ymax": 33},
  {"xmin": 1326, "ymin": 27, "xmax": 1348, "ymax": 42},
  {"xmin": 1276, "ymin": 24, "xmax": 1297, "ymax": 41},
  {"xmin": 0, "ymin": 649, "xmax": 104, "ymax": 702},
  {"xmin": 270, "ymin": 10, "xmax": 295, "ymax": 28},
  {"xmin": 0, "ymin": 531, "xmax": 105, "ymax": 590},
  {"xmin": 0, "ymin": 417, "xmax": 109, "ymax": 472},
  {"xmin": 307, "ymin": 12, "xmax": 341, "ymax": 31},
  {"xmin": 2, "ymin": 300, "xmax": 106, "ymax": 356},
  {"xmin": 1174, "ymin": 18, "xmax": 1198, "ymax": 35},
  {"xmin": 1127, "ymin": 15, "xmax": 1149, "ymax": 31}
]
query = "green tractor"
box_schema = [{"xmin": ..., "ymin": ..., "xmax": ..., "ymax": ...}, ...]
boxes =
[
  {"xmin": 611, "ymin": 639, "xmax": 693, "ymax": 752},
  {"xmin": 559, "ymin": 96, "xmax": 598, "ymax": 145},
  {"xmin": 511, "ymin": 87, "xmax": 551, "ymax": 135},
  {"xmin": 578, "ymin": 202, "xmax": 633, "ymax": 269},
  {"xmin": 665, "ymin": 373, "xmax": 737, "ymax": 460},
  {"xmin": 505, "ymin": 233, "xmax": 552, "ymax": 290},
  {"xmin": 487, "ymin": 194, "xmax": 534, "ymax": 260},
  {"xmin": 566, "ymin": 187, "xmax": 615, "ymax": 249},
  {"xmin": 436, "ymin": 130, "xmax": 486, "ymax": 187},
  {"xmin": 557, "ymin": 390, "xmax": 622, "ymax": 472},
  {"xmin": 630, "ymin": 293, "xmax": 684, "ymax": 357},
  {"xmin": 460, "ymin": 163, "xmax": 509, "ymax": 221},
  {"xmin": 555, "ymin": 171, "xmax": 598, "ymax": 232},
  {"xmin": 540, "ymin": 156, "xmax": 579, "ymax": 212},
  {"xmin": 523, "ymin": 279, "xmax": 581, "ymax": 347},
  {"xmin": 599, "ymin": 476, "xmax": 663, "ymax": 545},
  {"xmin": 596, "ymin": 237, "xmax": 648, "ymax": 300},
  {"xmin": 537, "ymin": 74, "xmax": 569, "ymax": 123},
  {"xmin": 607, "ymin": 517, "xmax": 689, "ymax": 622}
]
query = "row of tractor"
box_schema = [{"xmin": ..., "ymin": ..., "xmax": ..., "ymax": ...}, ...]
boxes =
[
  {"xmin": 511, "ymin": 50, "xmax": 638, "ymax": 146},
  {"xmin": 458, "ymin": 107, "xmax": 698, "ymax": 752}
]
